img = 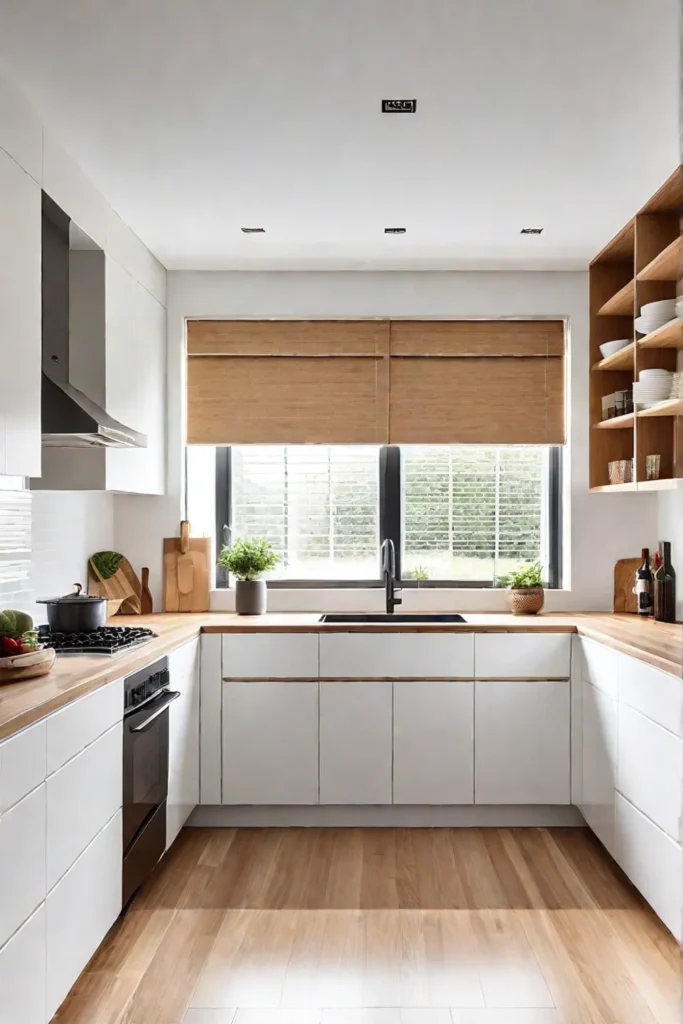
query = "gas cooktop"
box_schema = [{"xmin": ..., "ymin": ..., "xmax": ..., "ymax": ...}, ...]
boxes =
[{"xmin": 38, "ymin": 625, "xmax": 157, "ymax": 656}]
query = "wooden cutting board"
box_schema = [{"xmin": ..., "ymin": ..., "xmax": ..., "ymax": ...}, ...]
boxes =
[
  {"xmin": 88, "ymin": 551, "xmax": 142, "ymax": 615},
  {"xmin": 614, "ymin": 557, "xmax": 641, "ymax": 614},
  {"xmin": 163, "ymin": 521, "xmax": 210, "ymax": 613}
]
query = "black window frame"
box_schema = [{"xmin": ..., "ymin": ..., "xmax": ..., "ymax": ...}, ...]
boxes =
[{"xmin": 215, "ymin": 444, "xmax": 562, "ymax": 589}]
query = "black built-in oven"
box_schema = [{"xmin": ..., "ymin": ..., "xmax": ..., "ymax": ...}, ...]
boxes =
[{"xmin": 122, "ymin": 657, "xmax": 179, "ymax": 907}]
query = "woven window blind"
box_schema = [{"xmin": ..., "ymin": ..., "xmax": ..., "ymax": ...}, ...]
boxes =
[{"xmin": 186, "ymin": 319, "xmax": 565, "ymax": 446}]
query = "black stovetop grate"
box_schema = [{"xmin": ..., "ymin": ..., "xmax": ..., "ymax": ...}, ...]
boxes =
[{"xmin": 38, "ymin": 625, "xmax": 158, "ymax": 656}]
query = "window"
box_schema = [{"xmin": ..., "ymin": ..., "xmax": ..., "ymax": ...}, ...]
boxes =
[{"xmin": 211, "ymin": 444, "xmax": 562, "ymax": 587}]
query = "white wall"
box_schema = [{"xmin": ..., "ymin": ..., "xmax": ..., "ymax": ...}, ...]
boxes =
[{"xmin": 150, "ymin": 270, "xmax": 659, "ymax": 612}]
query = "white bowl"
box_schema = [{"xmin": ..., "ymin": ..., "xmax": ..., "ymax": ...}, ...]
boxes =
[
  {"xmin": 599, "ymin": 338, "xmax": 631, "ymax": 359},
  {"xmin": 640, "ymin": 299, "xmax": 677, "ymax": 317},
  {"xmin": 635, "ymin": 315, "xmax": 670, "ymax": 335},
  {"xmin": 639, "ymin": 369, "xmax": 672, "ymax": 379}
]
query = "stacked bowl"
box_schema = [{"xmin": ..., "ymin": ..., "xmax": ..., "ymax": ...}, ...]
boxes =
[
  {"xmin": 632, "ymin": 368, "xmax": 673, "ymax": 409},
  {"xmin": 635, "ymin": 299, "xmax": 677, "ymax": 336}
]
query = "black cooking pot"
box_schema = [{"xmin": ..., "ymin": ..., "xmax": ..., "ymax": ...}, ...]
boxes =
[{"xmin": 37, "ymin": 583, "xmax": 108, "ymax": 633}]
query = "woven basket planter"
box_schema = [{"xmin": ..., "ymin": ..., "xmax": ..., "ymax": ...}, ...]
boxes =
[{"xmin": 508, "ymin": 586, "xmax": 544, "ymax": 615}]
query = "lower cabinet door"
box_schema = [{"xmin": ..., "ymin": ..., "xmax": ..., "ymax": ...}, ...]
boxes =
[
  {"xmin": 393, "ymin": 681, "xmax": 474, "ymax": 804},
  {"xmin": 222, "ymin": 682, "xmax": 319, "ymax": 805},
  {"xmin": 615, "ymin": 793, "xmax": 682, "ymax": 941},
  {"xmin": 46, "ymin": 810, "xmax": 122, "ymax": 1020},
  {"xmin": 0, "ymin": 904, "xmax": 46, "ymax": 1024},
  {"xmin": 167, "ymin": 639, "xmax": 200, "ymax": 848},
  {"xmin": 581, "ymin": 680, "xmax": 617, "ymax": 855},
  {"xmin": 319, "ymin": 682, "xmax": 392, "ymax": 804},
  {"xmin": 0, "ymin": 784, "xmax": 46, "ymax": 948},
  {"xmin": 475, "ymin": 680, "xmax": 570, "ymax": 804}
]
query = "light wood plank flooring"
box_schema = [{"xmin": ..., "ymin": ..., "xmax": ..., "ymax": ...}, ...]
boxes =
[{"xmin": 53, "ymin": 827, "xmax": 681, "ymax": 1024}]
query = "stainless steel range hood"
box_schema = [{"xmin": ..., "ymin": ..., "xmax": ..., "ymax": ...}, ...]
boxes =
[{"xmin": 41, "ymin": 194, "xmax": 147, "ymax": 450}]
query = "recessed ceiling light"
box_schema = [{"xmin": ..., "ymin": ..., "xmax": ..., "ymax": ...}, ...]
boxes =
[
  {"xmin": 520, "ymin": 227, "xmax": 543, "ymax": 235},
  {"xmin": 384, "ymin": 227, "xmax": 407, "ymax": 234},
  {"xmin": 382, "ymin": 99, "xmax": 417, "ymax": 113},
  {"xmin": 241, "ymin": 227, "xmax": 265, "ymax": 234}
]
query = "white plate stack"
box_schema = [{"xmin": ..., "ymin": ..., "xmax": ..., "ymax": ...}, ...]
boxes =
[
  {"xmin": 634, "ymin": 299, "xmax": 677, "ymax": 336},
  {"xmin": 633, "ymin": 368, "xmax": 673, "ymax": 409}
]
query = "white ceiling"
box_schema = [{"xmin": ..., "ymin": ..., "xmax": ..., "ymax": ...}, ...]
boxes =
[{"xmin": 0, "ymin": 0, "xmax": 679, "ymax": 271}]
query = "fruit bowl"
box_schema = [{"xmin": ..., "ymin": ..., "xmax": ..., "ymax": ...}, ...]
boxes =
[{"xmin": 0, "ymin": 646, "xmax": 56, "ymax": 683}]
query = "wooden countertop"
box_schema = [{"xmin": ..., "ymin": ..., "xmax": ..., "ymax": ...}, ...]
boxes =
[{"xmin": 0, "ymin": 612, "xmax": 679, "ymax": 742}]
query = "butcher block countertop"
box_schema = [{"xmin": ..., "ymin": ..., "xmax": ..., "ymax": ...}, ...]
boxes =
[{"xmin": 0, "ymin": 611, "xmax": 680, "ymax": 742}]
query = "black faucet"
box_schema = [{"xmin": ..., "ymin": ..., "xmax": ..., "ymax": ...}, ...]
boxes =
[{"xmin": 381, "ymin": 538, "xmax": 402, "ymax": 614}]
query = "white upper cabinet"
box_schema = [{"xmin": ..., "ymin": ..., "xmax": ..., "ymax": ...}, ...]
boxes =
[
  {"xmin": 319, "ymin": 682, "xmax": 393, "ymax": 804},
  {"xmin": 222, "ymin": 633, "xmax": 319, "ymax": 678},
  {"xmin": 475, "ymin": 633, "xmax": 571, "ymax": 678},
  {"xmin": 475, "ymin": 680, "xmax": 570, "ymax": 804},
  {"xmin": 42, "ymin": 131, "xmax": 107, "ymax": 249},
  {"xmin": 167, "ymin": 639, "xmax": 200, "ymax": 846},
  {"xmin": 319, "ymin": 632, "xmax": 474, "ymax": 678},
  {"xmin": 393, "ymin": 681, "xmax": 474, "ymax": 804},
  {"xmin": 0, "ymin": 148, "xmax": 41, "ymax": 477}
]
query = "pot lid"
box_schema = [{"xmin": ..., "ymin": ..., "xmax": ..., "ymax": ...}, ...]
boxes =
[{"xmin": 37, "ymin": 583, "xmax": 106, "ymax": 604}]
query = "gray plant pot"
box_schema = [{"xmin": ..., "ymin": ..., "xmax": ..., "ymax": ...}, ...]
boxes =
[{"xmin": 235, "ymin": 579, "xmax": 267, "ymax": 615}]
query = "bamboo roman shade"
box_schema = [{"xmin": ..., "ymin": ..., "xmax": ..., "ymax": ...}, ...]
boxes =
[{"xmin": 186, "ymin": 319, "xmax": 565, "ymax": 446}]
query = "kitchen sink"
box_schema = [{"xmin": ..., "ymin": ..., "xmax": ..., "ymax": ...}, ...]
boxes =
[{"xmin": 318, "ymin": 613, "xmax": 467, "ymax": 623}]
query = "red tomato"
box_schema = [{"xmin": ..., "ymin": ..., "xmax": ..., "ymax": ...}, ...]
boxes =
[{"xmin": 1, "ymin": 636, "xmax": 21, "ymax": 654}]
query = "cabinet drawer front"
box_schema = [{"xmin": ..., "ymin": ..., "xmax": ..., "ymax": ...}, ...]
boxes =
[
  {"xmin": 475, "ymin": 633, "xmax": 571, "ymax": 678},
  {"xmin": 615, "ymin": 793, "xmax": 682, "ymax": 941},
  {"xmin": 46, "ymin": 810, "xmax": 122, "ymax": 1020},
  {"xmin": 47, "ymin": 678, "xmax": 123, "ymax": 776},
  {"xmin": 222, "ymin": 682, "xmax": 319, "ymax": 805},
  {"xmin": 617, "ymin": 705, "xmax": 682, "ymax": 839},
  {"xmin": 222, "ymin": 633, "xmax": 318, "ymax": 678},
  {"xmin": 617, "ymin": 654, "xmax": 682, "ymax": 737},
  {"xmin": 393, "ymin": 681, "xmax": 474, "ymax": 805},
  {"xmin": 581, "ymin": 681, "xmax": 617, "ymax": 856},
  {"xmin": 0, "ymin": 904, "xmax": 46, "ymax": 1024},
  {"xmin": 319, "ymin": 632, "xmax": 474, "ymax": 678},
  {"xmin": 0, "ymin": 720, "xmax": 46, "ymax": 813},
  {"xmin": 319, "ymin": 682, "xmax": 393, "ymax": 804},
  {"xmin": 0, "ymin": 785, "xmax": 46, "ymax": 948},
  {"xmin": 475, "ymin": 680, "xmax": 570, "ymax": 805},
  {"xmin": 168, "ymin": 636, "xmax": 200, "ymax": 682},
  {"xmin": 47, "ymin": 723, "xmax": 122, "ymax": 890},
  {"xmin": 580, "ymin": 638, "xmax": 617, "ymax": 698}
]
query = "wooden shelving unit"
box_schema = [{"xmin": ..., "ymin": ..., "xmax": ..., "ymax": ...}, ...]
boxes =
[{"xmin": 589, "ymin": 166, "xmax": 682, "ymax": 493}]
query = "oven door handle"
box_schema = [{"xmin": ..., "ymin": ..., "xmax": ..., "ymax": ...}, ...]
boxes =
[{"xmin": 130, "ymin": 690, "xmax": 181, "ymax": 732}]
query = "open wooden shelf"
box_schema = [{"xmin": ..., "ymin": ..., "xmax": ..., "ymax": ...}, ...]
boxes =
[
  {"xmin": 637, "ymin": 236, "xmax": 682, "ymax": 282},
  {"xmin": 636, "ymin": 478, "xmax": 683, "ymax": 492},
  {"xmin": 592, "ymin": 341, "xmax": 635, "ymax": 371},
  {"xmin": 598, "ymin": 279, "xmax": 635, "ymax": 316},
  {"xmin": 637, "ymin": 398, "xmax": 683, "ymax": 418},
  {"xmin": 591, "ymin": 219, "xmax": 635, "ymax": 264},
  {"xmin": 589, "ymin": 482, "xmax": 637, "ymax": 493},
  {"xmin": 594, "ymin": 413, "xmax": 635, "ymax": 430},
  {"xmin": 637, "ymin": 318, "xmax": 683, "ymax": 349}
]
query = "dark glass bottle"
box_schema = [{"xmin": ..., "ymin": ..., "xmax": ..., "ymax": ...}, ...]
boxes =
[
  {"xmin": 635, "ymin": 547, "xmax": 653, "ymax": 617},
  {"xmin": 654, "ymin": 541, "xmax": 676, "ymax": 623}
]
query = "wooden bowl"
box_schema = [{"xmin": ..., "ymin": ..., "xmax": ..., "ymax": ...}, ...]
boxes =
[{"xmin": 0, "ymin": 646, "xmax": 56, "ymax": 683}]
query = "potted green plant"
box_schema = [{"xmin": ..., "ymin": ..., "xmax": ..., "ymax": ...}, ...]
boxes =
[
  {"xmin": 217, "ymin": 537, "xmax": 280, "ymax": 615},
  {"xmin": 498, "ymin": 561, "xmax": 545, "ymax": 615},
  {"xmin": 409, "ymin": 565, "xmax": 429, "ymax": 588}
]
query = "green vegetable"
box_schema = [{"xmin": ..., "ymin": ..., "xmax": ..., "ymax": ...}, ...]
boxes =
[
  {"xmin": 217, "ymin": 537, "xmax": 280, "ymax": 581},
  {"xmin": 91, "ymin": 550, "xmax": 123, "ymax": 580},
  {"xmin": 0, "ymin": 609, "xmax": 34, "ymax": 640},
  {"xmin": 497, "ymin": 561, "xmax": 544, "ymax": 589}
]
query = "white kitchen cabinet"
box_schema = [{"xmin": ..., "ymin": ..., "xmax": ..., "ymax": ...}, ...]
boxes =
[
  {"xmin": 617, "ymin": 703, "xmax": 682, "ymax": 840},
  {"xmin": 222, "ymin": 632, "xmax": 319, "ymax": 678},
  {"xmin": 0, "ymin": 72, "xmax": 43, "ymax": 181},
  {"xmin": 581, "ymin": 680, "xmax": 617, "ymax": 855},
  {"xmin": 393, "ymin": 681, "xmax": 474, "ymax": 804},
  {"xmin": 200, "ymin": 634, "xmax": 222, "ymax": 804},
  {"xmin": 615, "ymin": 793, "xmax": 682, "ymax": 941},
  {"xmin": 222, "ymin": 682, "xmax": 318, "ymax": 804},
  {"xmin": 0, "ymin": 904, "xmax": 46, "ymax": 1024},
  {"xmin": 319, "ymin": 682, "xmax": 393, "ymax": 804},
  {"xmin": 0, "ymin": 147, "xmax": 41, "ymax": 477},
  {"xmin": 0, "ymin": 785, "xmax": 46, "ymax": 948},
  {"xmin": 319, "ymin": 632, "xmax": 474, "ymax": 679},
  {"xmin": 167, "ymin": 638, "xmax": 200, "ymax": 847},
  {"xmin": 46, "ymin": 722, "xmax": 122, "ymax": 889},
  {"xmin": 580, "ymin": 637, "xmax": 618, "ymax": 699},
  {"xmin": 46, "ymin": 677, "xmax": 122, "ymax": 775},
  {"xmin": 46, "ymin": 810, "xmax": 122, "ymax": 1020},
  {"xmin": 42, "ymin": 130, "xmax": 108, "ymax": 249},
  {"xmin": 475, "ymin": 681, "xmax": 570, "ymax": 804},
  {"xmin": 0, "ymin": 720, "xmax": 46, "ymax": 814},
  {"xmin": 617, "ymin": 653, "xmax": 682, "ymax": 737},
  {"xmin": 475, "ymin": 633, "xmax": 571, "ymax": 678}
]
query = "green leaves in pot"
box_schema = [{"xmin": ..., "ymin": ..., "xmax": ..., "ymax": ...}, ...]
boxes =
[
  {"xmin": 497, "ymin": 561, "xmax": 544, "ymax": 589},
  {"xmin": 217, "ymin": 537, "xmax": 280, "ymax": 581}
]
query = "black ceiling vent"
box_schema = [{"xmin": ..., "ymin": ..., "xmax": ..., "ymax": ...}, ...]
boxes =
[
  {"xmin": 241, "ymin": 227, "xmax": 266, "ymax": 233},
  {"xmin": 382, "ymin": 99, "xmax": 417, "ymax": 113},
  {"xmin": 384, "ymin": 227, "xmax": 407, "ymax": 234},
  {"xmin": 520, "ymin": 227, "xmax": 544, "ymax": 235}
]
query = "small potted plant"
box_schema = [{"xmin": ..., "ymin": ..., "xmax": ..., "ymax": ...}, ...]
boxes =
[
  {"xmin": 217, "ymin": 537, "xmax": 280, "ymax": 615},
  {"xmin": 498, "ymin": 561, "xmax": 545, "ymax": 615},
  {"xmin": 409, "ymin": 565, "xmax": 429, "ymax": 588}
]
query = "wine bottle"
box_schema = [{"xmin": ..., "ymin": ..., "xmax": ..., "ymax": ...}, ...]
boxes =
[
  {"xmin": 654, "ymin": 541, "xmax": 676, "ymax": 623},
  {"xmin": 634, "ymin": 547, "xmax": 653, "ymax": 617}
]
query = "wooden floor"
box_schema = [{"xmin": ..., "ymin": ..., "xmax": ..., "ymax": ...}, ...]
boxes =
[{"xmin": 54, "ymin": 827, "xmax": 681, "ymax": 1024}]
